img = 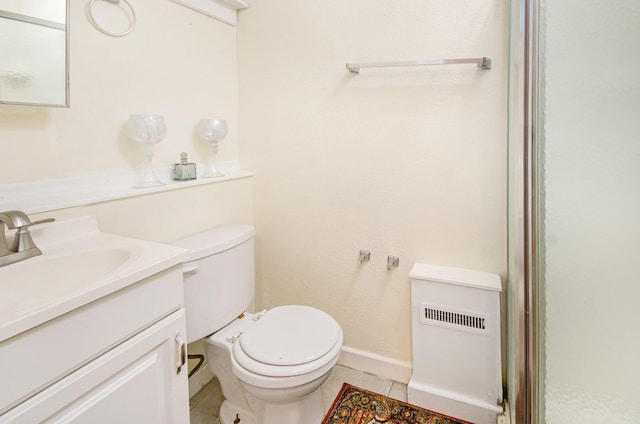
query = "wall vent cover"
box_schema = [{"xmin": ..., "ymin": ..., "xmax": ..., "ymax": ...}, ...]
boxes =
[{"xmin": 419, "ymin": 303, "xmax": 488, "ymax": 336}]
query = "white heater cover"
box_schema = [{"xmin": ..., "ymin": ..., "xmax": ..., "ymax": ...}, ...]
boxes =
[{"xmin": 408, "ymin": 263, "xmax": 503, "ymax": 424}]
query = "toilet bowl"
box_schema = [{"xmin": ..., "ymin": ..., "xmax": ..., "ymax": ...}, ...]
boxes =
[
  {"xmin": 206, "ymin": 306, "xmax": 342, "ymax": 424},
  {"xmin": 172, "ymin": 225, "xmax": 343, "ymax": 424}
]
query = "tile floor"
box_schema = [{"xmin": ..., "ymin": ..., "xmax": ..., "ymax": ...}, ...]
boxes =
[{"xmin": 189, "ymin": 365, "xmax": 407, "ymax": 424}]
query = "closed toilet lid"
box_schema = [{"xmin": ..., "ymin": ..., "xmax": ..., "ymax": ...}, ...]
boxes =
[{"xmin": 238, "ymin": 305, "xmax": 341, "ymax": 367}]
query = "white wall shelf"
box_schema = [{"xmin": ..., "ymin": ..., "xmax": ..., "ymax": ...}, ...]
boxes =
[
  {"xmin": 171, "ymin": 0, "xmax": 248, "ymax": 26},
  {"xmin": 0, "ymin": 161, "xmax": 253, "ymax": 215}
]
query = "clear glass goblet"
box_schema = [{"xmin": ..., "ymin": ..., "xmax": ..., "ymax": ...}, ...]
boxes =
[
  {"xmin": 197, "ymin": 119, "xmax": 228, "ymax": 178},
  {"xmin": 126, "ymin": 114, "xmax": 166, "ymax": 188}
]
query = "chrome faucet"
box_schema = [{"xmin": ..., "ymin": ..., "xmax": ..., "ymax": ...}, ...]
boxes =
[{"xmin": 0, "ymin": 210, "xmax": 55, "ymax": 267}]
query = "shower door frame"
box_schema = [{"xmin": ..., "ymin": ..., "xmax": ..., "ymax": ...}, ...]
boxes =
[{"xmin": 510, "ymin": 0, "xmax": 540, "ymax": 422}]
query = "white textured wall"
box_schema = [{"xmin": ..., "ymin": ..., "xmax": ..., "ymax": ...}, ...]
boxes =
[
  {"xmin": 0, "ymin": 0, "xmax": 254, "ymax": 276},
  {"xmin": 237, "ymin": 0, "xmax": 508, "ymax": 364},
  {"xmin": 28, "ymin": 178, "xmax": 254, "ymax": 243},
  {"xmin": 541, "ymin": 0, "xmax": 640, "ymax": 422},
  {"xmin": 0, "ymin": 0, "xmax": 252, "ymax": 245},
  {"xmin": 0, "ymin": 0, "xmax": 238, "ymax": 183},
  {"xmin": 0, "ymin": 1, "xmax": 252, "ymax": 390},
  {"xmin": 1, "ymin": 0, "xmax": 509, "ymax": 383}
]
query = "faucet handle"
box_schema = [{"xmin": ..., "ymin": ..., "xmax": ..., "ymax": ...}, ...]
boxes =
[
  {"xmin": 17, "ymin": 218, "xmax": 55, "ymax": 230},
  {"xmin": 10, "ymin": 217, "xmax": 55, "ymax": 253}
]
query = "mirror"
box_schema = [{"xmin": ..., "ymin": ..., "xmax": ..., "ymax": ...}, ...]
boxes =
[{"xmin": 0, "ymin": 0, "xmax": 69, "ymax": 107}]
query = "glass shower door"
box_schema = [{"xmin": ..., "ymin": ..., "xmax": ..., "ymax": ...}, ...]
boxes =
[{"xmin": 539, "ymin": 0, "xmax": 640, "ymax": 422}]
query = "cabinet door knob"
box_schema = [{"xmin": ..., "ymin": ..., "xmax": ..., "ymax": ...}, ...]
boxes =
[{"xmin": 175, "ymin": 333, "xmax": 186, "ymax": 374}]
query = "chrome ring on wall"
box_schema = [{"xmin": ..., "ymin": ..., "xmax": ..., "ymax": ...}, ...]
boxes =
[{"xmin": 88, "ymin": 0, "xmax": 136, "ymax": 37}]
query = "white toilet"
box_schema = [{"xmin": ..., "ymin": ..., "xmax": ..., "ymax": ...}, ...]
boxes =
[{"xmin": 173, "ymin": 225, "xmax": 343, "ymax": 424}]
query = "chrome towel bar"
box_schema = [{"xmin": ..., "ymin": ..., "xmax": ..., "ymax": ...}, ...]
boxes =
[{"xmin": 346, "ymin": 57, "xmax": 492, "ymax": 73}]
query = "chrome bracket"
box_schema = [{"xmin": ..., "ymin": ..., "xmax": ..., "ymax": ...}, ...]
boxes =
[
  {"xmin": 387, "ymin": 255, "xmax": 400, "ymax": 270},
  {"xmin": 357, "ymin": 249, "xmax": 371, "ymax": 265}
]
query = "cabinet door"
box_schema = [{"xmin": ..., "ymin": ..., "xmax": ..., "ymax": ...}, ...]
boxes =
[{"xmin": 1, "ymin": 309, "xmax": 189, "ymax": 424}]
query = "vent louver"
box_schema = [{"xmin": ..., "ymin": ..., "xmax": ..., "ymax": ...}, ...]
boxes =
[{"xmin": 420, "ymin": 303, "xmax": 488, "ymax": 335}]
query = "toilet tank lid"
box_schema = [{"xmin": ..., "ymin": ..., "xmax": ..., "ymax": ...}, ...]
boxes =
[
  {"xmin": 171, "ymin": 224, "xmax": 255, "ymax": 261},
  {"xmin": 410, "ymin": 263, "xmax": 502, "ymax": 292}
]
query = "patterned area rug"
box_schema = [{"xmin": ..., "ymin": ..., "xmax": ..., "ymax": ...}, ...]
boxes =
[{"xmin": 322, "ymin": 383, "xmax": 472, "ymax": 424}]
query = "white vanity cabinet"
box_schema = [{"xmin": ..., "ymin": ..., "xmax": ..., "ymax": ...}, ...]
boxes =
[{"xmin": 0, "ymin": 266, "xmax": 190, "ymax": 423}]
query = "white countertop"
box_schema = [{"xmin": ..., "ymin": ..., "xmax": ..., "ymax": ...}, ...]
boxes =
[{"xmin": 0, "ymin": 216, "xmax": 189, "ymax": 342}]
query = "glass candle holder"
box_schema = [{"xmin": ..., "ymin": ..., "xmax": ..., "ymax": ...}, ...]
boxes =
[
  {"xmin": 126, "ymin": 114, "xmax": 166, "ymax": 188},
  {"xmin": 197, "ymin": 119, "xmax": 227, "ymax": 178}
]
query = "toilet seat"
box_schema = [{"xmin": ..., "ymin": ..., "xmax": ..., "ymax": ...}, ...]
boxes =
[
  {"xmin": 231, "ymin": 305, "xmax": 343, "ymax": 384},
  {"xmin": 239, "ymin": 305, "xmax": 340, "ymax": 365}
]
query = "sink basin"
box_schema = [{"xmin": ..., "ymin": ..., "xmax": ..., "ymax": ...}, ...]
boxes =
[
  {"xmin": 1, "ymin": 248, "xmax": 138, "ymax": 323},
  {"xmin": 3, "ymin": 248, "xmax": 135, "ymax": 290},
  {"xmin": 0, "ymin": 215, "xmax": 189, "ymax": 342}
]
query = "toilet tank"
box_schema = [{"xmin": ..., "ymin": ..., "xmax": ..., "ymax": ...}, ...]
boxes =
[{"xmin": 172, "ymin": 225, "xmax": 255, "ymax": 344}]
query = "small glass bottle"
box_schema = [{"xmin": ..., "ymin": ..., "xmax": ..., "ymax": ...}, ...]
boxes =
[{"xmin": 172, "ymin": 152, "xmax": 197, "ymax": 181}]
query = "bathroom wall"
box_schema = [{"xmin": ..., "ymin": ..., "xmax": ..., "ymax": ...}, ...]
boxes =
[
  {"xmin": 0, "ymin": 0, "xmax": 239, "ymax": 183},
  {"xmin": 0, "ymin": 0, "xmax": 251, "ymax": 396},
  {"xmin": 237, "ymin": 0, "xmax": 509, "ymax": 377},
  {"xmin": 0, "ymin": 0, "xmax": 253, "ymax": 238},
  {"xmin": 1, "ymin": 0, "xmax": 509, "ymax": 388}
]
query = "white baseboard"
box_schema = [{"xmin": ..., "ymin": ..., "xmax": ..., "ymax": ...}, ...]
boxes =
[{"xmin": 337, "ymin": 346, "xmax": 412, "ymax": 384}]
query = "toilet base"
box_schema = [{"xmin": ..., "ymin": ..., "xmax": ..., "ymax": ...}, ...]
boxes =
[
  {"xmin": 254, "ymin": 387, "xmax": 324, "ymax": 424},
  {"xmin": 219, "ymin": 387, "xmax": 324, "ymax": 424}
]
